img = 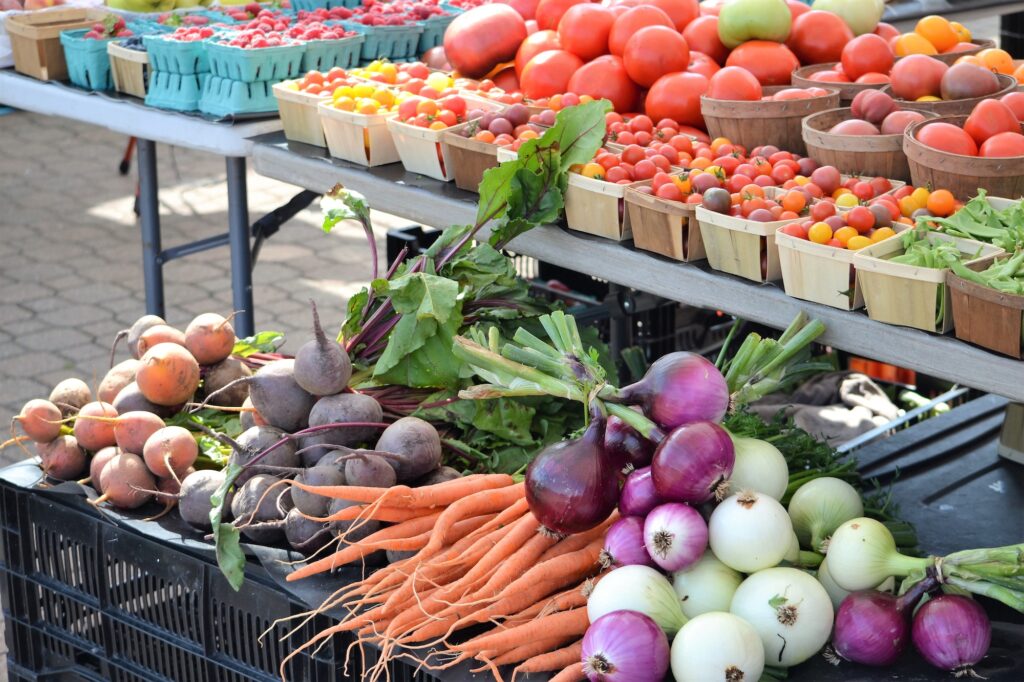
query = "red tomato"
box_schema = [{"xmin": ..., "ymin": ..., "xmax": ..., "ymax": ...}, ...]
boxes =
[
  {"xmin": 1002, "ymin": 92, "xmax": 1024, "ymax": 122},
  {"xmin": 964, "ymin": 99, "xmax": 1021, "ymax": 145},
  {"xmin": 445, "ymin": 5, "xmax": 528, "ymax": 79},
  {"xmin": 889, "ymin": 55, "xmax": 947, "ymax": 101},
  {"xmin": 786, "ymin": 0, "xmax": 810, "ymax": 20},
  {"xmin": 645, "ymin": 71, "xmax": 708, "ymax": 128},
  {"xmin": 855, "ymin": 72, "xmax": 890, "ymax": 84},
  {"xmin": 567, "ymin": 55, "xmax": 640, "ymax": 112},
  {"xmin": 847, "ymin": 206, "xmax": 875, "ymax": 233},
  {"xmin": 788, "ymin": 10, "xmax": 854, "ymax": 66},
  {"xmin": 515, "ymin": 30, "xmax": 560, "ymax": 76},
  {"xmin": 980, "ymin": 132, "xmax": 1024, "ymax": 157},
  {"xmin": 648, "ymin": 0, "xmax": 699, "ymax": 31},
  {"xmin": 874, "ymin": 21, "xmax": 899, "ymax": 41},
  {"xmin": 809, "ymin": 70, "xmax": 851, "ymax": 83},
  {"xmin": 491, "ymin": 66, "xmax": 519, "ymax": 91},
  {"xmin": 771, "ymin": 87, "xmax": 813, "ymax": 100},
  {"xmin": 622, "ymin": 26, "xmax": 690, "ymax": 87},
  {"xmin": 687, "ymin": 51, "xmax": 721, "ymax": 79},
  {"xmin": 608, "ymin": 5, "xmax": 674, "ymax": 56},
  {"xmin": 534, "ymin": 0, "xmax": 586, "ymax": 31},
  {"xmin": 682, "ymin": 15, "xmax": 727, "ymax": 65},
  {"xmin": 707, "ymin": 66, "xmax": 762, "ymax": 101},
  {"xmin": 520, "ymin": 50, "xmax": 584, "ymax": 98},
  {"xmin": 422, "ymin": 46, "xmax": 451, "ymax": 71},
  {"xmin": 525, "ymin": 19, "xmax": 539, "ymax": 33},
  {"xmin": 496, "ymin": 0, "xmax": 541, "ymax": 20},
  {"xmin": 841, "ymin": 34, "xmax": 894, "ymax": 81},
  {"xmin": 917, "ymin": 122, "xmax": 978, "ymax": 156},
  {"xmin": 558, "ymin": 4, "xmax": 615, "ymax": 61},
  {"xmin": 725, "ymin": 41, "xmax": 800, "ymax": 86}
]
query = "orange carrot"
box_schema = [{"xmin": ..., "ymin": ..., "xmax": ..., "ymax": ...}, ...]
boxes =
[
  {"xmin": 290, "ymin": 473, "xmax": 512, "ymax": 506},
  {"xmin": 457, "ymin": 607, "xmax": 589, "ymax": 654},
  {"xmin": 486, "ymin": 635, "xmax": 575, "ymax": 667},
  {"xmin": 494, "ymin": 537, "xmax": 604, "ymax": 604},
  {"xmin": 418, "ymin": 482, "xmax": 526, "ymax": 558},
  {"xmin": 468, "ymin": 528, "xmax": 559, "ymax": 598},
  {"xmin": 512, "ymin": 640, "xmax": 584, "ymax": 678},
  {"xmin": 536, "ymin": 512, "xmax": 619, "ymax": 563},
  {"xmin": 317, "ymin": 505, "xmax": 439, "ymax": 524},
  {"xmin": 548, "ymin": 661, "xmax": 585, "ymax": 682}
]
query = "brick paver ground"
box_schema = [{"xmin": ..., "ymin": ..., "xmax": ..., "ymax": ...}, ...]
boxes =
[{"xmin": 0, "ymin": 112, "xmax": 409, "ymax": 463}]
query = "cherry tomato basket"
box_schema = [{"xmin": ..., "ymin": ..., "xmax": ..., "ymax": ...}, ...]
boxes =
[
  {"xmin": 318, "ymin": 100, "xmax": 401, "ymax": 166},
  {"xmin": 273, "ymin": 81, "xmax": 330, "ymax": 146},
  {"xmin": 205, "ymin": 41, "xmax": 306, "ymax": 82},
  {"xmin": 145, "ymin": 71, "xmax": 207, "ymax": 112},
  {"xmin": 852, "ymin": 231, "xmax": 1003, "ymax": 333},
  {"xmin": 439, "ymin": 121, "xmax": 501, "ymax": 192},
  {"xmin": 625, "ymin": 178, "xmax": 705, "ymax": 263}
]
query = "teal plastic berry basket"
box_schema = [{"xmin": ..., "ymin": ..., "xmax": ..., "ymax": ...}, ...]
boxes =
[
  {"xmin": 301, "ymin": 34, "xmax": 365, "ymax": 71},
  {"xmin": 342, "ymin": 22, "xmax": 423, "ymax": 62},
  {"xmin": 206, "ymin": 41, "xmax": 305, "ymax": 82},
  {"xmin": 144, "ymin": 34, "xmax": 212, "ymax": 75},
  {"xmin": 60, "ymin": 30, "xmax": 116, "ymax": 91},
  {"xmin": 418, "ymin": 9, "xmax": 458, "ymax": 52},
  {"xmin": 199, "ymin": 75, "xmax": 279, "ymax": 117},
  {"xmin": 145, "ymin": 71, "xmax": 207, "ymax": 112}
]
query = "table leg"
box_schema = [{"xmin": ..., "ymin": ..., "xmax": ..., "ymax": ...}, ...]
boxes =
[
  {"xmin": 226, "ymin": 156, "xmax": 255, "ymax": 338},
  {"xmin": 1001, "ymin": 11, "xmax": 1024, "ymax": 57},
  {"xmin": 136, "ymin": 138, "xmax": 165, "ymax": 319},
  {"xmin": 997, "ymin": 403, "xmax": 1024, "ymax": 465}
]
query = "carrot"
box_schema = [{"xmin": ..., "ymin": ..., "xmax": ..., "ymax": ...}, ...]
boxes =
[
  {"xmin": 548, "ymin": 661, "xmax": 585, "ymax": 682},
  {"xmin": 494, "ymin": 537, "xmax": 604, "ymax": 605},
  {"xmin": 486, "ymin": 635, "xmax": 575, "ymax": 667},
  {"xmin": 418, "ymin": 483, "xmax": 526, "ymax": 558},
  {"xmin": 317, "ymin": 504, "xmax": 440, "ymax": 524},
  {"xmin": 429, "ymin": 497, "xmax": 530, "ymax": 570},
  {"xmin": 536, "ymin": 512, "xmax": 619, "ymax": 563},
  {"xmin": 505, "ymin": 583, "xmax": 588, "ymax": 625},
  {"xmin": 512, "ymin": 640, "xmax": 584, "ymax": 678},
  {"xmin": 457, "ymin": 607, "xmax": 589, "ymax": 654},
  {"xmin": 468, "ymin": 528, "xmax": 559, "ymax": 599},
  {"xmin": 290, "ymin": 473, "xmax": 512, "ymax": 506}
]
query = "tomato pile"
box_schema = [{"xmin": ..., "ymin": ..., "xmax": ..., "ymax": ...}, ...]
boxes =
[
  {"xmin": 395, "ymin": 94, "xmax": 481, "ymax": 130},
  {"xmin": 915, "ymin": 97, "xmax": 1024, "ymax": 158},
  {"xmin": 574, "ymin": 144, "xmax": 682, "ymax": 184},
  {"xmin": 287, "ymin": 68, "xmax": 357, "ymax": 97},
  {"xmin": 325, "ymin": 82, "xmax": 401, "ymax": 114},
  {"xmin": 828, "ymin": 90, "xmax": 929, "ymax": 137},
  {"xmin": 460, "ymin": 107, "xmax": 545, "ymax": 149}
]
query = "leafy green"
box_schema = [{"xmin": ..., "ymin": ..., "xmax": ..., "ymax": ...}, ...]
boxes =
[
  {"xmin": 231, "ymin": 331, "xmax": 284, "ymax": 357},
  {"xmin": 321, "ymin": 186, "xmax": 371, "ymax": 234},
  {"xmin": 924, "ymin": 190, "xmax": 1024, "ymax": 252},
  {"xmin": 209, "ymin": 460, "xmax": 245, "ymax": 591}
]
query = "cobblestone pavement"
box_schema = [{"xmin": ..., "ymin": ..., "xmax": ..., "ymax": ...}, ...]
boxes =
[{"xmin": 0, "ymin": 112, "xmax": 410, "ymax": 464}]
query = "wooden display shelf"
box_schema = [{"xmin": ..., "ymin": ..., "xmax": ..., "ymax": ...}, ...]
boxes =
[{"xmin": 249, "ymin": 132, "xmax": 1024, "ymax": 404}]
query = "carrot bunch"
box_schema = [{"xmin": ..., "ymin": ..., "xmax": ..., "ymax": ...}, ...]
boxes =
[{"xmin": 281, "ymin": 473, "xmax": 608, "ymax": 682}]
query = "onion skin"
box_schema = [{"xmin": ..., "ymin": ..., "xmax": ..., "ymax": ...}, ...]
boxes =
[
  {"xmin": 651, "ymin": 421, "xmax": 735, "ymax": 504},
  {"xmin": 616, "ymin": 352, "xmax": 729, "ymax": 430},
  {"xmin": 582, "ymin": 610, "xmax": 670, "ymax": 682},
  {"xmin": 912, "ymin": 594, "xmax": 991, "ymax": 676},
  {"xmin": 833, "ymin": 577, "xmax": 937, "ymax": 667},
  {"xmin": 601, "ymin": 516, "xmax": 657, "ymax": 569},
  {"xmin": 643, "ymin": 503, "xmax": 708, "ymax": 573},
  {"xmin": 605, "ymin": 415, "xmax": 655, "ymax": 471},
  {"xmin": 525, "ymin": 416, "xmax": 619, "ymax": 534},
  {"xmin": 618, "ymin": 466, "xmax": 662, "ymax": 517}
]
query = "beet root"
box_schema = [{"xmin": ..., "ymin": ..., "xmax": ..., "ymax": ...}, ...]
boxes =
[
  {"xmin": 414, "ymin": 466, "xmax": 462, "ymax": 487},
  {"xmin": 178, "ymin": 469, "xmax": 230, "ymax": 530},
  {"xmin": 94, "ymin": 452, "xmax": 155, "ymax": 509},
  {"xmin": 88, "ymin": 446, "xmax": 121, "ymax": 486},
  {"xmin": 293, "ymin": 301, "xmax": 352, "ymax": 397},
  {"xmin": 13, "ymin": 399, "xmax": 62, "ymax": 443},
  {"xmin": 230, "ymin": 426, "xmax": 299, "ymax": 485},
  {"xmin": 374, "ymin": 416, "xmax": 442, "ymax": 482},
  {"xmin": 231, "ymin": 474, "xmax": 293, "ymax": 544},
  {"xmin": 143, "ymin": 425, "xmax": 198, "ymax": 480},
  {"xmin": 299, "ymin": 393, "xmax": 383, "ymax": 466},
  {"xmin": 137, "ymin": 342, "xmax": 201, "ymax": 407},
  {"xmin": 202, "ymin": 357, "xmax": 251, "ymax": 407},
  {"xmin": 344, "ymin": 453, "xmax": 397, "ymax": 488},
  {"xmin": 112, "ymin": 411, "xmax": 166, "ymax": 455},
  {"xmin": 49, "ymin": 378, "xmax": 93, "ymax": 417},
  {"xmin": 112, "ymin": 382, "xmax": 178, "ymax": 418},
  {"xmin": 285, "ymin": 508, "xmax": 332, "ymax": 554},
  {"xmin": 98, "ymin": 359, "xmax": 141, "ymax": 404},
  {"xmin": 123, "ymin": 314, "xmax": 167, "ymax": 360},
  {"xmin": 73, "ymin": 401, "xmax": 119, "ymax": 451},
  {"xmin": 329, "ymin": 498, "xmax": 380, "ymax": 544},
  {"xmin": 135, "ymin": 324, "xmax": 186, "ymax": 357},
  {"xmin": 184, "ymin": 312, "xmax": 236, "ymax": 365},
  {"xmin": 239, "ymin": 396, "xmax": 266, "ymax": 431},
  {"xmin": 292, "ymin": 464, "xmax": 346, "ymax": 517},
  {"xmin": 37, "ymin": 435, "xmax": 86, "ymax": 480}
]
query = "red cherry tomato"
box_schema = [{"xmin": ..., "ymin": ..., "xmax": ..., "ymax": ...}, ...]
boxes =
[
  {"xmin": 557, "ymin": 4, "xmax": 615, "ymax": 62},
  {"xmin": 622, "ymin": 26, "xmax": 690, "ymax": 87},
  {"xmin": 846, "ymin": 206, "xmax": 875, "ymax": 234},
  {"xmin": 520, "ymin": 49, "xmax": 584, "ymax": 98}
]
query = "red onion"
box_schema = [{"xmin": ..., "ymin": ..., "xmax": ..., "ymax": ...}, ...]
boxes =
[
  {"xmin": 614, "ymin": 352, "xmax": 729, "ymax": 430},
  {"xmin": 832, "ymin": 578, "xmax": 935, "ymax": 667},
  {"xmin": 605, "ymin": 415, "xmax": 655, "ymax": 471},
  {"xmin": 601, "ymin": 516, "xmax": 656, "ymax": 569},
  {"xmin": 912, "ymin": 594, "xmax": 991, "ymax": 677},
  {"xmin": 643, "ymin": 503, "xmax": 707, "ymax": 572},
  {"xmin": 582, "ymin": 610, "xmax": 670, "ymax": 682},
  {"xmin": 618, "ymin": 466, "xmax": 661, "ymax": 517},
  {"xmin": 525, "ymin": 416, "xmax": 619, "ymax": 534},
  {"xmin": 651, "ymin": 421, "xmax": 735, "ymax": 504}
]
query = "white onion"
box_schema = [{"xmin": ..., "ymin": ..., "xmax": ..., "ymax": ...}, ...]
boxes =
[
  {"xmin": 816, "ymin": 555, "xmax": 896, "ymax": 610},
  {"xmin": 672, "ymin": 551, "xmax": 743, "ymax": 619},
  {"xmin": 788, "ymin": 477, "xmax": 864, "ymax": 553},
  {"xmin": 730, "ymin": 567, "xmax": 834, "ymax": 667},
  {"xmin": 826, "ymin": 518, "xmax": 928, "ymax": 592},
  {"xmin": 587, "ymin": 565, "xmax": 687, "ymax": 636},
  {"xmin": 709, "ymin": 491, "xmax": 793, "ymax": 573},
  {"xmin": 728, "ymin": 436, "xmax": 789, "ymax": 500},
  {"xmin": 671, "ymin": 612, "xmax": 764, "ymax": 682}
]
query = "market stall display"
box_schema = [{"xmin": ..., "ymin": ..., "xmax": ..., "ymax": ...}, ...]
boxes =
[{"xmin": 5, "ymin": 0, "xmax": 1024, "ymax": 680}]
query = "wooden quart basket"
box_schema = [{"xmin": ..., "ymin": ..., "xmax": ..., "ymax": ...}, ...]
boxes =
[
  {"xmin": 701, "ymin": 86, "xmax": 840, "ymax": 155},
  {"xmin": 108, "ymin": 42, "xmax": 149, "ymax": 99},
  {"xmin": 440, "ymin": 122, "xmax": 499, "ymax": 193},
  {"xmin": 776, "ymin": 225, "xmax": 907, "ymax": 311},
  {"xmin": 625, "ymin": 180, "xmax": 704, "ymax": 262},
  {"xmin": 904, "ymin": 115, "xmax": 1024, "ymax": 199},
  {"xmin": 802, "ymin": 108, "xmax": 936, "ymax": 182},
  {"xmin": 929, "ymin": 38, "xmax": 997, "ymax": 65},
  {"xmin": 274, "ymin": 82, "xmax": 329, "ymax": 147},
  {"xmin": 318, "ymin": 101, "xmax": 399, "ymax": 167},
  {"xmin": 6, "ymin": 7, "xmax": 106, "ymax": 81},
  {"xmin": 790, "ymin": 63, "xmax": 885, "ymax": 104},
  {"xmin": 947, "ymin": 265, "xmax": 1024, "ymax": 358},
  {"xmin": 882, "ymin": 73, "xmax": 1017, "ymax": 116},
  {"xmin": 851, "ymin": 231, "xmax": 1003, "ymax": 333},
  {"xmin": 695, "ymin": 199, "xmax": 791, "ymax": 283}
]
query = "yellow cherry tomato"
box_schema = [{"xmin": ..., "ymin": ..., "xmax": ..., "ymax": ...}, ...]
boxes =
[
  {"xmin": 910, "ymin": 187, "xmax": 931, "ymax": 209},
  {"xmin": 916, "ymin": 96, "xmax": 942, "ymax": 102},
  {"xmin": 871, "ymin": 227, "xmax": 897, "ymax": 242},
  {"xmin": 794, "ymin": 175, "xmax": 810, "ymax": 186},
  {"xmin": 834, "ymin": 226, "xmax": 859, "ymax": 247},
  {"xmin": 836, "ymin": 193, "xmax": 860, "ymax": 209},
  {"xmin": 847, "ymin": 235, "xmax": 873, "ymax": 250},
  {"xmin": 808, "ymin": 222, "xmax": 833, "ymax": 245}
]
